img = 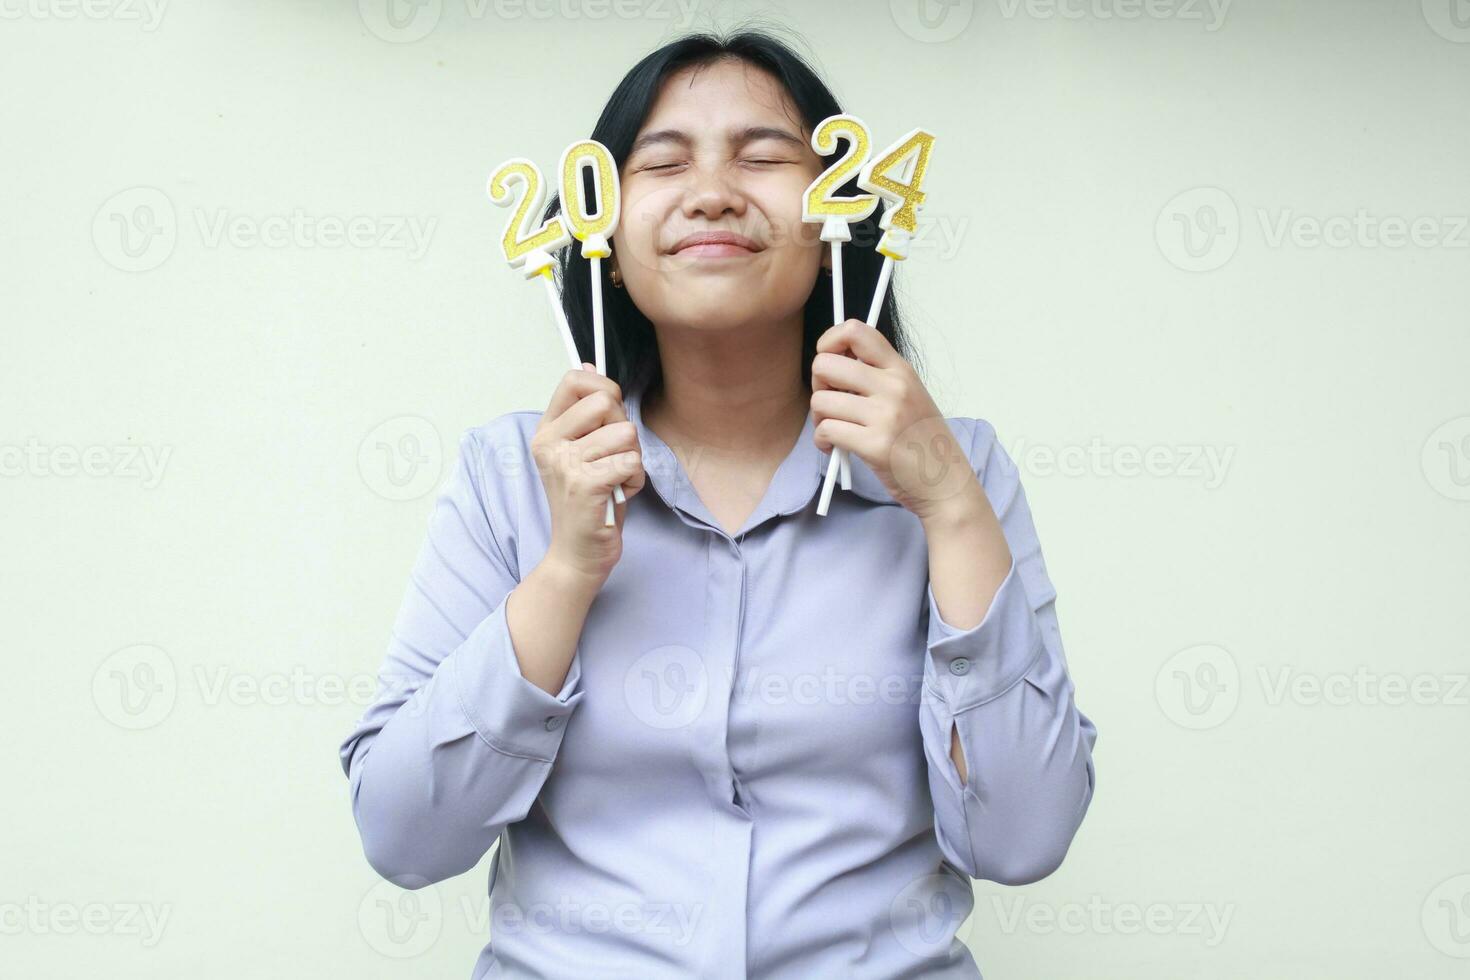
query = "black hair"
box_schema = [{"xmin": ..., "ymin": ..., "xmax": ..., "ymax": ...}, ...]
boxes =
[{"xmin": 543, "ymin": 28, "xmax": 917, "ymax": 399}]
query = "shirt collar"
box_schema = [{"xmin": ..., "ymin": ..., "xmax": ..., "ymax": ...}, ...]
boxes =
[{"xmin": 624, "ymin": 379, "xmax": 898, "ymax": 536}]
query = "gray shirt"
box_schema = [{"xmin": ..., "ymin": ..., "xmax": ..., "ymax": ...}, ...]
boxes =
[{"xmin": 339, "ymin": 380, "xmax": 1098, "ymax": 979}]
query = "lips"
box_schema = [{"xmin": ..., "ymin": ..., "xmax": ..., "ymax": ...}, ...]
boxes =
[{"xmin": 669, "ymin": 231, "xmax": 763, "ymax": 256}]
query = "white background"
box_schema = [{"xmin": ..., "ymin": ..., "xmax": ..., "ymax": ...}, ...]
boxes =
[{"xmin": 2, "ymin": 0, "xmax": 1468, "ymax": 976}]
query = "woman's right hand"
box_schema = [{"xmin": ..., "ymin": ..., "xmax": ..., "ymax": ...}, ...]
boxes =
[{"xmin": 531, "ymin": 365, "xmax": 646, "ymax": 586}]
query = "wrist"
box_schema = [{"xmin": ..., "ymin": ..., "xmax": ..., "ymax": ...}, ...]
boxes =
[
  {"xmin": 917, "ymin": 480, "xmax": 990, "ymax": 532},
  {"xmin": 532, "ymin": 554, "xmax": 607, "ymax": 604}
]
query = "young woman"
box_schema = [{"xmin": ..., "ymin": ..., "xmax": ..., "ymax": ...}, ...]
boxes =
[{"xmin": 340, "ymin": 30, "xmax": 1097, "ymax": 980}]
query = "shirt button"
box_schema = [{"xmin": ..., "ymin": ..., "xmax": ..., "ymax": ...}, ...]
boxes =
[
  {"xmin": 949, "ymin": 657, "xmax": 971, "ymax": 676},
  {"xmin": 543, "ymin": 715, "xmax": 563, "ymax": 731}
]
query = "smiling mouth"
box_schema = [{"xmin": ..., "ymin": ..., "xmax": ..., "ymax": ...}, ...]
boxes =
[
  {"xmin": 675, "ymin": 242, "xmax": 758, "ymax": 258},
  {"xmin": 669, "ymin": 232, "xmax": 763, "ymax": 258}
]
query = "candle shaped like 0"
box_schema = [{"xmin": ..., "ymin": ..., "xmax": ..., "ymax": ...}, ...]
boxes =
[
  {"xmin": 802, "ymin": 114, "xmax": 880, "ymax": 495},
  {"xmin": 814, "ymin": 126, "xmax": 937, "ymax": 518},
  {"xmin": 558, "ymin": 139, "xmax": 625, "ymax": 526},
  {"xmin": 487, "ymin": 156, "xmax": 620, "ymax": 526}
]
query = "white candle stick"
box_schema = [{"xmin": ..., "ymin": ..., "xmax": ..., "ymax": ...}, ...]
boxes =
[
  {"xmin": 829, "ymin": 238, "xmax": 853, "ymax": 492},
  {"xmin": 816, "ymin": 255, "xmax": 893, "ymax": 515},
  {"xmin": 561, "ymin": 139, "xmax": 626, "ymax": 527}
]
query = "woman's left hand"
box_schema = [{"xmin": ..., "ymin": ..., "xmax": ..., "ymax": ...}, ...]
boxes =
[{"xmin": 810, "ymin": 319, "xmax": 985, "ymax": 525}]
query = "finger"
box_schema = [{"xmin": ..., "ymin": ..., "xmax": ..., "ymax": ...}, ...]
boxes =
[
  {"xmin": 810, "ymin": 388, "xmax": 881, "ymax": 428},
  {"xmin": 615, "ymin": 459, "xmax": 647, "ymax": 500},
  {"xmin": 812, "ymin": 416, "xmax": 881, "ymax": 461},
  {"xmin": 549, "ymin": 388, "xmax": 625, "ymax": 442},
  {"xmin": 572, "ymin": 419, "xmax": 639, "ymax": 464},
  {"xmin": 611, "ymin": 472, "xmax": 644, "ymax": 532},
  {"xmin": 816, "ymin": 319, "xmax": 903, "ymax": 368},
  {"xmin": 812, "ymin": 350, "xmax": 884, "ymax": 396},
  {"xmin": 575, "ymin": 445, "xmax": 644, "ymax": 494},
  {"xmin": 545, "ymin": 365, "xmax": 621, "ymax": 423}
]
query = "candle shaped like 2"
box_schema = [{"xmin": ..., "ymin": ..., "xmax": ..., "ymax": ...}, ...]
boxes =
[{"xmin": 803, "ymin": 114, "xmax": 881, "ymax": 497}]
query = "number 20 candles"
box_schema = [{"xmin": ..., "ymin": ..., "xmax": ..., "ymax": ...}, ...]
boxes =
[{"xmin": 488, "ymin": 142, "xmax": 626, "ymax": 527}]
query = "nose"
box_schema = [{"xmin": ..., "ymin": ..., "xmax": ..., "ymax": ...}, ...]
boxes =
[{"xmin": 681, "ymin": 164, "xmax": 747, "ymax": 222}]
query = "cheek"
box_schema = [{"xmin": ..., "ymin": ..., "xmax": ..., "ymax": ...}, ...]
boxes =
[
  {"xmin": 767, "ymin": 215, "xmax": 825, "ymax": 283},
  {"xmin": 612, "ymin": 192, "xmax": 670, "ymax": 282},
  {"xmin": 753, "ymin": 179, "xmax": 825, "ymax": 263}
]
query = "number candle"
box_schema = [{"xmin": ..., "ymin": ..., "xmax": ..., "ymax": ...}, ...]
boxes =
[
  {"xmin": 814, "ymin": 126, "xmax": 937, "ymax": 517},
  {"xmin": 803, "ymin": 114, "xmax": 880, "ymax": 496},
  {"xmin": 488, "ymin": 155, "xmax": 621, "ymax": 526}
]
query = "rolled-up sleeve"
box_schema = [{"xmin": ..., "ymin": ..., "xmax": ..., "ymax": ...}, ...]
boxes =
[
  {"xmin": 338, "ymin": 424, "xmax": 585, "ymax": 888},
  {"xmin": 919, "ymin": 420, "xmax": 1098, "ymax": 886}
]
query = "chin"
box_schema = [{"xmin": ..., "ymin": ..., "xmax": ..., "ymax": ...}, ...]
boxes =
[
  {"xmin": 658, "ymin": 275, "xmax": 812, "ymax": 326},
  {"xmin": 662, "ymin": 295, "xmax": 766, "ymax": 332}
]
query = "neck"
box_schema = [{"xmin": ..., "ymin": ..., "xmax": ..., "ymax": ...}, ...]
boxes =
[{"xmin": 642, "ymin": 313, "xmax": 810, "ymax": 458}]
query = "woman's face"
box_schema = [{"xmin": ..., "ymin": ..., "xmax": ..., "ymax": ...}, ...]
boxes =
[{"xmin": 614, "ymin": 58, "xmax": 826, "ymax": 334}]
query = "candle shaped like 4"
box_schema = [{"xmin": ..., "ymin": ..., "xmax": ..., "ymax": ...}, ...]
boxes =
[
  {"xmin": 802, "ymin": 114, "xmax": 880, "ymax": 497},
  {"xmin": 814, "ymin": 126, "xmax": 937, "ymax": 518},
  {"xmin": 559, "ymin": 139, "xmax": 626, "ymax": 526}
]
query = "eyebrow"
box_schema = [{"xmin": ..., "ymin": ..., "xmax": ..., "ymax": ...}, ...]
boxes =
[{"xmin": 628, "ymin": 125, "xmax": 806, "ymax": 156}]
